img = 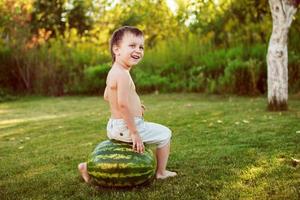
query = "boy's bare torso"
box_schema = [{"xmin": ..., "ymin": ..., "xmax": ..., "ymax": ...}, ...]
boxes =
[{"xmin": 104, "ymin": 66, "xmax": 142, "ymax": 118}]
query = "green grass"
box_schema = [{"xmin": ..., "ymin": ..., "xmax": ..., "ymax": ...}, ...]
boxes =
[{"xmin": 0, "ymin": 94, "xmax": 300, "ymax": 200}]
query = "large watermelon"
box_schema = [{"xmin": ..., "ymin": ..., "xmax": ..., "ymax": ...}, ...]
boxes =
[{"xmin": 87, "ymin": 140, "xmax": 156, "ymax": 187}]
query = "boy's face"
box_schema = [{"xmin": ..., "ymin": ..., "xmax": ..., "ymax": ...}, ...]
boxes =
[{"xmin": 114, "ymin": 32, "xmax": 144, "ymax": 67}]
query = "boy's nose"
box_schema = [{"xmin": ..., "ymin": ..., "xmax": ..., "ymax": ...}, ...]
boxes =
[{"xmin": 135, "ymin": 48, "xmax": 143, "ymax": 54}]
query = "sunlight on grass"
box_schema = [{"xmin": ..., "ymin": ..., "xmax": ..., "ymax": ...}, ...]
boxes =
[
  {"xmin": 22, "ymin": 165, "xmax": 56, "ymax": 179},
  {"xmin": 218, "ymin": 154, "xmax": 299, "ymax": 199},
  {"xmin": 0, "ymin": 114, "xmax": 68, "ymax": 130},
  {"xmin": 0, "ymin": 109, "xmax": 9, "ymax": 114},
  {"xmin": 240, "ymin": 165, "xmax": 265, "ymax": 183}
]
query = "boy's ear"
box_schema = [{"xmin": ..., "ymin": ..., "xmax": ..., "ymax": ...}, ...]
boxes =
[{"xmin": 113, "ymin": 45, "xmax": 120, "ymax": 56}]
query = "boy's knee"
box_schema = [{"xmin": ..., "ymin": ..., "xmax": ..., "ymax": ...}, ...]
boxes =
[
  {"xmin": 159, "ymin": 125, "xmax": 171, "ymax": 140},
  {"xmin": 165, "ymin": 127, "xmax": 172, "ymax": 139},
  {"xmin": 157, "ymin": 127, "xmax": 172, "ymax": 148}
]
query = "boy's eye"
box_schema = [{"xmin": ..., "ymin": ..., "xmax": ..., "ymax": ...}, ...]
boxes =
[
  {"xmin": 129, "ymin": 44, "xmax": 135, "ymax": 48},
  {"xmin": 139, "ymin": 46, "xmax": 144, "ymax": 50}
]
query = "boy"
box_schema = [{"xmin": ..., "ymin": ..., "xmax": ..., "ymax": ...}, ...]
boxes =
[{"xmin": 78, "ymin": 26, "xmax": 176, "ymax": 182}]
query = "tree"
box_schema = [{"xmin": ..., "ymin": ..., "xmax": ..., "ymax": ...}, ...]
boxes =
[
  {"xmin": 31, "ymin": 0, "xmax": 65, "ymax": 36},
  {"xmin": 65, "ymin": 0, "xmax": 93, "ymax": 35},
  {"xmin": 0, "ymin": 0, "xmax": 35, "ymax": 92},
  {"xmin": 31, "ymin": 0, "xmax": 93, "ymax": 37},
  {"xmin": 93, "ymin": 0, "xmax": 181, "ymax": 48},
  {"xmin": 267, "ymin": 0, "xmax": 299, "ymax": 111}
]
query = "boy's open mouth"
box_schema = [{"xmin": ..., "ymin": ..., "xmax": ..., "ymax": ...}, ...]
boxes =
[{"xmin": 131, "ymin": 55, "xmax": 140, "ymax": 60}]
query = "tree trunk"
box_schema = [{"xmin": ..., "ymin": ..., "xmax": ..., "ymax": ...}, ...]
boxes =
[
  {"xmin": 13, "ymin": 54, "xmax": 32, "ymax": 92},
  {"xmin": 267, "ymin": 0, "xmax": 297, "ymax": 111}
]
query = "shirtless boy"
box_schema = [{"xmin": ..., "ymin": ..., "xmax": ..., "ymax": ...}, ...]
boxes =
[{"xmin": 78, "ymin": 26, "xmax": 177, "ymax": 182}]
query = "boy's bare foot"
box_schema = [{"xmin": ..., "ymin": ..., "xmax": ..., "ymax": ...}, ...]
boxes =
[
  {"xmin": 78, "ymin": 162, "xmax": 90, "ymax": 183},
  {"xmin": 156, "ymin": 170, "xmax": 177, "ymax": 179}
]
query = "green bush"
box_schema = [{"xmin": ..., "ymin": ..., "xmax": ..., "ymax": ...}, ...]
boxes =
[
  {"xmin": 0, "ymin": 36, "xmax": 110, "ymax": 96},
  {"xmin": 135, "ymin": 42, "xmax": 268, "ymax": 94},
  {"xmin": 187, "ymin": 66, "xmax": 206, "ymax": 92},
  {"xmin": 0, "ymin": 45, "xmax": 14, "ymax": 91},
  {"xmin": 288, "ymin": 50, "xmax": 300, "ymax": 93},
  {"xmin": 44, "ymin": 38, "xmax": 110, "ymax": 95},
  {"xmin": 82, "ymin": 63, "xmax": 111, "ymax": 94},
  {"xmin": 0, "ymin": 30, "xmax": 299, "ymax": 96},
  {"xmin": 132, "ymin": 68, "xmax": 168, "ymax": 93},
  {"xmin": 0, "ymin": 88, "xmax": 18, "ymax": 102},
  {"xmin": 221, "ymin": 58, "xmax": 261, "ymax": 95}
]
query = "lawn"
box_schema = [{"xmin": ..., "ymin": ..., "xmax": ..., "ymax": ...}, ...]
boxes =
[{"xmin": 0, "ymin": 93, "xmax": 300, "ymax": 200}]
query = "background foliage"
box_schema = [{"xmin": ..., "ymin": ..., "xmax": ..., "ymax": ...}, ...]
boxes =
[{"xmin": 0, "ymin": 0, "xmax": 299, "ymax": 96}]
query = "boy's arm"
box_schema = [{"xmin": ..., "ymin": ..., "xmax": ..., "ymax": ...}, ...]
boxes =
[
  {"xmin": 117, "ymin": 74, "xmax": 137, "ymax": 133},
  {"xmin": 103, "ymin": 86, "xmax": 108, "ymax": 101},
  {"xmin": 117, "ymin": 73, "xmax": 144, "ymax": 153},
  {"xmin": 141, "ymin": 104, "xmax": 146, "ymax": 116}
]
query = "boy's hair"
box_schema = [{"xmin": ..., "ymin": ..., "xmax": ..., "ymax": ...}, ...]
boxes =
[{"xmin": 109, "ymin": 26, "xmax": 143, "ymax": 63}]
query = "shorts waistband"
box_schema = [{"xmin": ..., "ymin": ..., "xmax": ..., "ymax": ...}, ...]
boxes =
[{"xmin": 109, "ymin": 116, "xmax": 143, "ymax": 122}]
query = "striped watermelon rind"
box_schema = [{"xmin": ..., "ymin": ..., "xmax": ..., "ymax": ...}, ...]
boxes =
[{"xmin": 87, "ymin": 140, "xmax": 156, "ymax": 187}]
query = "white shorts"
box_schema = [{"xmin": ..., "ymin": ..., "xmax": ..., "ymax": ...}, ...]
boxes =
[{"xmin": 106, "ymin": 117, "xmax": 172, "ymax": 148}]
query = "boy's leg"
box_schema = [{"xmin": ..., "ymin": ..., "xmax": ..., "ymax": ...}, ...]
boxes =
[
  {"xmin": 78, "ymin": 162, "xmax": 90, "ymax": 183},
  {"xmin": 155, "ymin": 142, "xmax": 177, "ymax": 179},
  {"xmin": 138, "ymin": 121, "xmax": 177, "ymax": 179}
]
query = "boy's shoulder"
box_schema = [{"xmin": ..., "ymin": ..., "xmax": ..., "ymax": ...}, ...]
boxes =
[
  {"xmin": 107, "ymin": 66, "xmax": 130, "ymax": 83},
  {"xmin": 109, "ymin": 66, "xmax": 127, "ymax": 75},
  {"xmin": 108, "ymin": 67, "xmax": 130, "ymax": 77}
]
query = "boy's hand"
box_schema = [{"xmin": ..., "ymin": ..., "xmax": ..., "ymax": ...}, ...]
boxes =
[
  {"xmin": 141, "ymin": 104, "xmax": 146, "ymax": 116},
  {"xmin": 130, "ymin": 132, "xmax": 144, "ymax": 154}
]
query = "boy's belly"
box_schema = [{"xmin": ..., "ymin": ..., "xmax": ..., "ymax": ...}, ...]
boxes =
[
  {"xmin": 110, "ymin": 106, "xmax": 142, "ymax": 118},
  {"xmin": 127, "ymin": 91, "xmax": 143, "ymax": 116},
  {"xmin": 108, "ymin": 89, "xmax": 142, "ymax": 118}
]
